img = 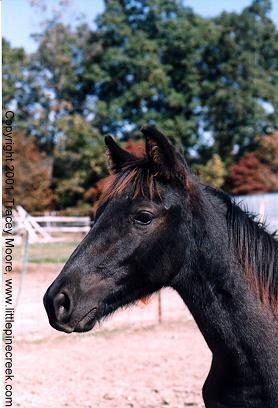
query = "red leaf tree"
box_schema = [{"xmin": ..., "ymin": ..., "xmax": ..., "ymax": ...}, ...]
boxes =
[{"xmin": 229, "ymin": 133, "xmax": 278, "ymax": 195}]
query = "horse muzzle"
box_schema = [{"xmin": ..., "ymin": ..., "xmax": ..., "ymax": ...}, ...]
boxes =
[{"xmin": 43, "ymin": 286, "xmax": 98, "ymax": 333}]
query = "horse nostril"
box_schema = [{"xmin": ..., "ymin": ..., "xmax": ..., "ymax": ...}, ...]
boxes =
[{"xmin": 54, "ymin": 292, "xmax": 72, "ymax": 323}]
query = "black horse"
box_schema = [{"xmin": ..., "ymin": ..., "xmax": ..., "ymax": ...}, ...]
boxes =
[{"xmin": 44, "ymin": 126, "xmax": 278, "ymax": 408}]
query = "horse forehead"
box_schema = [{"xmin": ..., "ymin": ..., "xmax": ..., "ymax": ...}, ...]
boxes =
[
  {"xmin": 107, "ymin": 194, "xmax": 171, "ymax": 211},
  {"xmin": 109, "ymin": 188, "xmax": 181, "ymax": 211}
]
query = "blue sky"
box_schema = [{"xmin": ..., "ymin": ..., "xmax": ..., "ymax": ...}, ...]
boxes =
[{"xmin": 3, "ymin": 0, "xmax": 278, "ymax": 53}]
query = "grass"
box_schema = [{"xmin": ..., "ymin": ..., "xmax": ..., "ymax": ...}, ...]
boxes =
[{"xmin": 13, "ymin": 241, "xmax": 80, "ymax": 264}]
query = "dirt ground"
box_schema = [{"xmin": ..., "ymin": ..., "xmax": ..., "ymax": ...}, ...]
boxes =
[{"xmin": 12, "ymin": 264, "xmax": 211, "ymax": 408}]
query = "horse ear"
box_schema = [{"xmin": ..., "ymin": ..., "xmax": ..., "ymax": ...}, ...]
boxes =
[
  {"xmin": 105, "ymin": 135, "xmax": 135, "ymax": 173},
  {"xmin": 141, "ymin": 125, "xmax": 188, "ymax": 185}
]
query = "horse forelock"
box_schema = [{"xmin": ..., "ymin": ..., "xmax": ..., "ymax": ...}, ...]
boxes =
[{"xmin": 97, "ymin": 159, "xmax": 162, "ymax": 208}]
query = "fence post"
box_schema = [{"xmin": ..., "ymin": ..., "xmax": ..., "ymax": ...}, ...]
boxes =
[{"xmin": 158, "ymin": 291, "xmax": 162, "ymax": 323}]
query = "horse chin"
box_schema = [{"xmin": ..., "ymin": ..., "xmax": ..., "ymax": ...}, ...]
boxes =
[{"xmin": 73, "ymin": 307, "xmax": 98, "ymax": 333}]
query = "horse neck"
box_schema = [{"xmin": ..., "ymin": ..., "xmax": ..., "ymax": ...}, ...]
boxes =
[{"xmin": 171, "ymin": 203, "xmax": 278, "ymax": 407}]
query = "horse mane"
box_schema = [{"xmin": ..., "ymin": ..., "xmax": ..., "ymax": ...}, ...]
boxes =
[
  {"xmin": 209, "ymin": 188, "xmax": 278, "ymax": 314},
  {"xmin": 98, "ymin": 160, "xmax": 278, "ymax": 314}
]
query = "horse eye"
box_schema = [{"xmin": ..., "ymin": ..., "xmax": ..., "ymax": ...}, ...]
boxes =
[{"xmin": 132, "ymin": 211, "xmax": 154, "ymax": 225}]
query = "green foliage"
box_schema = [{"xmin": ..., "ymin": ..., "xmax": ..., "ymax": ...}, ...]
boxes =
[
  {"xmin": 2, "ymin": 39, "xmax": 27, "ymax": 108},
  {"xmin": 92, "ymin": 0, "xmax": 210, "ymax": 153},
  {"xmin": 52, "ymin": 114, "xmax": 107, "ymax": 211},
  {"xmin": 3, "ymin": 39, "xmax": 56, "ymax": 152},
  {"xmin": 194, "ymin": 154, "xmax": 226, "ymax": 189},
  {"xmin": 199, "ymin": 0, "xmax": 278, "ymax": 158},
  {"xmin": 34, "ymin": 22, "xmax": 97, "ymax": 113}
]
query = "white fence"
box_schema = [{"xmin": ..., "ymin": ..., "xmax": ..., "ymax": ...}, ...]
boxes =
[
  {"xmin": 5, "ymin": 206, "xmax": 91, "ymax": 243},
  {"xmin": 234, "ymin": 192, "xmax": 278, "ymax": 233},
  {"xmin": 33, "ymin": 216, "xmax": 91, "ymax": 233}
]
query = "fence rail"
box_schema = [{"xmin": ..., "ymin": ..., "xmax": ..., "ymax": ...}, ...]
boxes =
[
  {"xmin": 33, "ymin": 216, "xmax": 90, "ymax": 223},
  {"xmin": 3, "ymin": 206, "xmax": 92, "ymax": 243},
  {"xmin": 33, "ymin": 215, "xmax": 91, "ymax": 233},
  {"xmin": 36, "ymin": 226, "xmax": 90, "ymax": 233}
]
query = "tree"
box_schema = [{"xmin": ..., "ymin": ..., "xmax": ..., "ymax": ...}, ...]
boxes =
[
  {"xmin": 12, "ymin": 132, "xmax": 54, "ymax": 212},
  {"xmin": 194, "ymin": 154, "xmax": 226, "ymax": 189},
  {"xmin": 256, "ymin": 132, "xmax": 278, "ymax": 175},
  {"xmin": 229, "ymin": 132, "xmax": 278, "ymax": 194},
  {"xmin": 199, "ymin": 0, "xmax": 278, "ymax": 160},
  {"xmin": 52, "ymin": 114, "xmax": 107, "ymax": 213},
  {"xmin": 27, "ymin": 21, "xmax": 103, "ymax": 152},
  {"xmin": 229, "ymin": 152, "xmax": 267, "ymax": 194},
  {"xmin": 3, "ymin": 38, "xmax": 57, "ymax": 153},
  {"xmin": 91, "ymin": 0, "xmax": 210, "ymax": 154},
  {"xmin": 2, "ymin": 39, "xmax": 27, "ymax": 108},
  {"xmin": 5, "ymin": 0, "xmax": 278, "ymax": 161}
]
